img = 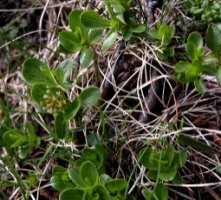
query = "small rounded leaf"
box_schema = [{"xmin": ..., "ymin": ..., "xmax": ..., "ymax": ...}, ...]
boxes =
[
  {"xmin": 22, "ymin": 58, "xmax": 53, "ymax": 85},
  {"xmin": 206, "ymin": 24, "xmax": 221, "ymax": 57},
  {"xmin": 60, "ymin": 188, "xmax": 84, "ymax": 200},
  {"xmin": 187, "ymin": 32, "xmax": 203, "ymax": 50},
  {"xmin": 81, "ymin": 11, "xmax": 110, "ymax": 30},
  {"xmin": 64, "ymin": 98, "xmax": 81, "ymax": 120},
  {"xmin": 59, "ymin": 31, "xmax": 82, "ymax": 53},
  {"xmin": 175, "ymin": 61, "xmax": 190, "ymax": 73},
  {"xmin": 79, "ymin": 87, "xmax": 100, "ymax": 109},
  {"xmin": 194, "ymin": 78, "xmax": 206, "ymax": 94},
  {"xmin": 80, "ymin": 48, "xmax": 94, "ymax": 68},
  {"xmin": 31, "ymin": 83, "xmax": 47, "ymax": 105},
  {"xmin": 55, "ymin": 113, "xmax": 68, "ymax": 139},
  {"xmin": 80, "ymin": 161, "xmax": 98, "ymax": 186},
  {"xmin": 68, "ymin": 10, "xmax": 84, "ymax": 31},
  {"xmin": 106, "ymin": 179, "xmax": 127, "ymax": 194},
  {"xmin": 102, "ymin": 31, "xmax": 117, "ymax": 52}
]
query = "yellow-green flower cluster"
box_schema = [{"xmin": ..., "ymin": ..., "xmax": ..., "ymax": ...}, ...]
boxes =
[{"xmin": 42, "ymin": 89, "xmax": 67, "ymax": 113}]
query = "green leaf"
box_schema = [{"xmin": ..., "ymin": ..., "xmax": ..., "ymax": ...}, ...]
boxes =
[
  {"xmin": 22, "ymin": 58, "xmax": 53, "ymax": 85},
  {"xmin": 102, "ymin": 31, "xmax": 117, "ymax": 52},
  {"xmin": 51, "ymin": 167, "xmax": 74, "ymax": 192},
  {"xmin": 79, "ymin": 87, "xmax": 100, "ymax": 109},
  {"xmin": 53, "ymin": 59, "xmax": 73, "ymax": 84},
  {"xmin": 64, "ymin": 98, "xmax": 81, "ymax": 120},
  {"xmin": 31, "ymin": 83, "xmax": 47, "ymax": 105},
  {"xmin": 52, "ymin": 165, "xmax": 66, "ymax": 175},
  {"xmin": 80, "ymin": 161, "xmax": 98, "ymax": 186},
  {"xmin": 68, "ymin": 10, "xmax": 84, "ymax": 31},
  {"xmin": 140, "ymin": 147, "xmax": 159, "ymax": 170},
  {"xmin": 81, "ymin": 11, "xmax": 110, "ymax": 30},
  {"xmin": 142, "ymin": 187, "xmax": 153, "ymax": 200},
  {"xmin": 187, "ymin": 32, "xmax": 203, "ymax": 50},
  {"xmin": 148, "ymin": 29, "xmax": 161, "ymax": 40},
  {"xmin": 122, "ymin": 29, "xmax": 133, "ymax": 41},
  {"xmin": 164, "ymin": 25, "xmax": 175, "ymax": 45},
  {"xmin": 158, "ymin": 23, "xmax": 168, "ymax": 38},
  {"xmin": 154, "ymin": 183, "xmax": 168, "ymax": 200},
  {"xmin": 89, "ymin": 30, "xmax": 103, "ymax": 44},
  {"xmin": 82, "ymin": 149, "xmax": 99, "ymax": 166},
  {"xmin": 19, "ymin": 144, "xmax": 32, "ymax": 159},
  {"xmin": 168, "ymin": 25, "xmax": 175, "ymax": 40},
  {"xmin": 185, "ymin": 65, "xmax": 199, "ymax": 82},
  {"xmin": 178, "ymin": 133, "xmax": 217, "ymax": 154},
  {"xmin": 159, "ymin": 168, "xmax": 177, "ymax": 181},
  {"xmin": 147, "ymin": 170, "xmax": 158, "ymax": 180},
  {"xmin": 60, "ymin": 188, "xmax": 84, "ymax": 200},
  {"xmin": 59, "ymin": 31, "xmax": 82, "ymax": 53},
  {"xmin": 80, "ymin": 47, "xmax": 94, "ymax": 68},
  {"xmin": 55, "ymin": 113, "xmax": 68, "ymax": 139},
  {"xmin": 25, "ymin": 122, "xmax": 39, "ymax": 145},
  {"xmin": 173, "ymin": 151, "xmax": 187, "ymax": 169},
  {"xmin": 186, "ymin": 32, "xmax": 204, "ymax": 60},
  {"xmin": 216, "ymin": 67, "xmax": 221, "ymax": 83},
  {"xmin": 175, "ymin": 61, "xmax": 190, "ymax": 73},
  {"xmin": 185, "ymin": 43, "xmax": 197, "ymax": 60},
  {"xmin": 194, "ymin": 78, "xmax": 206, "ymax": 94},
  {"xmin": 106, "ymin": 179, "xmax": 127, "ymax": 195},
  {"xmin": 142, "ymin": 183, "xmax": 168, "ymax": 200},
  {"xmin": 91, "ymin": 185, "xmax": 110, "ymax": 200},
  {"xmin": 129, "ymin": 25, "xmax": 146, "ymax": 33},
  {"xmin": 68, "ymin": 168, "xmax": 86, "ymax": 187},
  {"xmin": 99, "ymin": 174, "xmax": 111, "ymax": 186},
  {"xmin": 163, "ymin": 145, "xmax": 175, "ymax": 167},
  {"xmin": 3, "ymin": 130, "xmax": 27, "ymax": 149},
  {"xmin": 206, "ymin": 23, "xmax": 221, "ymax": 57}
]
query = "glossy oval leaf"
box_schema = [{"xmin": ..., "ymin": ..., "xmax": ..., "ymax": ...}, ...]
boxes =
[
  {"xmin": 59, "ymin": 31, "xmax": 82, "ymax": 53},
  {"xmin": 22, "ymin": 58, "xmax": 53, "ymax": 85},
  {"xmin": 184, "ymin": 66, "xmax": 198, "ymax": 82},
  {"xmin": 64, "ymin": 98, "xmax": 81, "ymax": 120},
  {"xmin": 55, "ymin": 113, "xmax": 68, "ymax": 139},
  {"xmin": 91, "ymin": 185, "xmax": 110, "ymax": 200},
  {"xmin": 154, "ymin": 183, "xmax": 168, "ymax": 200},
  {"xmin": 185, "ymin": 42, "xmax": 197, "ymax": 60},
  {"xmin": 129, "ymin": 25, "xmax": 146, "ymax": 33},
  {"xmin": 79, "ymin": 87, "xmax": 100, "ymax": 109},
  {"xmin": 89, "ymin": 30, "xmax": 103, "ymax": 44},
  {"xmin": 80, "ymin": 161, "xmax": 98, "ymax": 186},
  {"xmin": 81, "ymin": 11, "xmax": 110, "ymax": 30},
  {"xmin": 216, "ymin": 67, "xmax": 221, "ymax": 83},
  {"xmin": 173, "ymin": 151, "xmax": 187, "ymax": 169},
  {"xmin": 187, "ymin": 32, "xmax": 203, "ymax": 50},
  {"xmin": 68, "ymin": 167, "xmax": 86, "ymax": 187},
  {"xmin": 206, "ymin": 23, "xmax": 221, "ymax": 57},
  {"xmin": 80, "ymin": 47, "xmax": 94, "ymax": 68},
  {"xmin": 106, "ymin": 179, "xmax": 127, "ymax": 194},
  {"xmin": 31, "ymin": 83, "xmax": 47, "ymax": 105},
  {"xmin": 159, "ymin": 168, "xmax": 177, "ymax": 181},
  {"xmin": 175, "ymin": 61, "xmax": 190, "ymax": 73},
  {"xmin": 139, "ymin": 147, "xmax": 160, "ymax": 170},
  {"xmin": 102, "ymin": 31, "xmax": 117, "ymax": 52},
  {"xmin": 53, "ymin": 59, "xmax": 73, "ymax": 84},
  {"xmin": 3, "ymin": 130, "xmax": 27, "ymax": 149},
  {"xmin": 68, "ymin": 10, "xmax": 84, "ymax": 31},
  {"xmin": 60, "ymin": 188, "xmax": 84, "ymax": 200},
  {"xmin": 194, "ymin": 78, "xmax": 206, "ymax": 94}
]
